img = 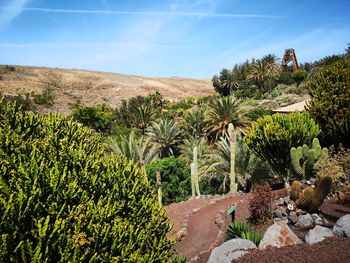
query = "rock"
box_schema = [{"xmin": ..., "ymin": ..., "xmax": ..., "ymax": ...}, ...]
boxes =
[
  {"xmin": 296, "ymin": 214, "xmax": 314, "ymax": 228},
  {"xmin": 305, "ymin": 225, "xmax": 334, "ymax": 244},
  {"xmin": 273, "ymin": 209, "xmax": 283, "ymax": 219},
  {"xmin": 276, "ymin": 198, "xmax": 284, "ymax": 206},
  {"xmin": 258, "ymin": 221, "xmax": 302, "ymax": 250},
  {"xmin": 208, "ymin": 238, "xmax": 257, "ymax": 263},
  {"xmin": 192, "ymin": 208, "xmax": 199, "ymax": 213},
  {"xmin": 288, "ymin": 211, "xmax": 298, "ymax": 224},
  {"xmin": 307, "ymin": 180, "xmax": 312, "ymax": 185},
  {"xmin": 283, "ymin": 195, "xmax": 291, "ymax": 205},
  {"xmin": 333, "ymin": 214, "xmax": 350, "ymax": 237},
  {"xmin": 296, "ymin": 208, "xmax": 307, "ymax": 216},
  {"xmin": 280, "ymin": 206, "xmax": 288, "ymax": 216}
]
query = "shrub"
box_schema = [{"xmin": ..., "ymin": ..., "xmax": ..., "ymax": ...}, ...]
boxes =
[
  {"xmin": 225, "ymin": 221, "xmax": 263, "ymax": 246},
  {"xmin": 1, "ymin": 94, "xmax": 33, "ymax": 111},
  {"xmin": 33, "ymin": 85, "xmax": 56, "ymax": 105},
  {"xmin": 246, "ymin": 113, "xmax": 320, "ymax": 181},
  {"xmin": 0, "ymin": 100, "xmax": 174, "ymax": 261},
  {"xmin": 249, "ymin": 184, "xmax": 272, "ymax": 224},
  {"xmin": 246, "ymin": 108, "xmax": 273, "ymax": 121},
  {"xmin": 291, "ymin": 69, "xmax": 308, "ymax": 86},
  {"xmin": 278, "ymin": 72, "xmax": 295, "ymax": 85},
  {"xmin": 307, "ymin": 56, "xmax": 350, "ymax": 147},
  {"xmin": 146, "ymin": 157, "xmax": 191, "ymax": 205}
]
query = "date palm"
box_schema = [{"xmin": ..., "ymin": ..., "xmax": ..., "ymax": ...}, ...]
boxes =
[
  {"xmin": 181, "ymin": 108, "xmax": 207, "ymax": 139},
  {"xmin": 147, "ymin": 118, "xmax": 182, "ymax": 158},
  {"xmin": 132, "ymin": 105, "xmax": 155, "ymax": 134},
  {"xmin": 247, "ymin": 59, "xmax": 269, "ymax": 98},
  {"xmin": 205, "ymin": 96, "xmax": 248, "ymax": 141}
]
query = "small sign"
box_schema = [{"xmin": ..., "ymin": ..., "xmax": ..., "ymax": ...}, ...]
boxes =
[{"xmin": 227, "ymin": 204, "xmax": 237, "ymax": 215}]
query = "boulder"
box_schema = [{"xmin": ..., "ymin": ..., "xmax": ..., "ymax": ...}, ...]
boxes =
[
  {"xmin": 208, "ymin": 238, "xmax": 257, "ymax": 263},
  {"xmin": 288, "ymin": 211, "xmax": 298, "ymax": 224},
  {"xmin": 333, "ymin": 214, "xmax": 350, "ymax": 237},
  {"xmin": 296, "ymin": 214, "xmax": 314, "ymax": 228},
  {"xmin": 305, "ymin": 225, "xmax": 334, "ymax": 244},
  {"xmin": 273, "ymin": 209, "xmax": 283, "ymax": 219},
  {"xmin": 276, "ymin": 198, "xmax": 284, "ymax": 206},
  {"xmin": 258, "ymin": 221, "xmax": 302, "ymax": 250}
]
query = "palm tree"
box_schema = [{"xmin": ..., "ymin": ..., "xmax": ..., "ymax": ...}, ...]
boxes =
[
  {"xmin": 107, "ymin": 131, "xmax": 159, "ymax": 166},
  {"xmin": 147, "ymin": 119, "xmax": 182, "ymax": 158},
  {"xmin": 247, "ymin": 59, "xmax": 269, "ymax": 98},
  {"xmin": 205, "ymin": 96, "xmax": 248, "ymax": 141},
  {"xmin": 132, "ymin": 105, "xmax": 155, "ymax": 134},
  {"xmin": 181, "ymin": 108, "xmax": 207, "ymax": 139},
  {"xmin": 262, "ymin": 54, "xmax": 281, "ymax": 92}
]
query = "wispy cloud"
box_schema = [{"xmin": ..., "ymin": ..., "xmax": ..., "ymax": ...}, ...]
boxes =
[
  {"xmin": 0, "ymin": 0, "xmax": 28, "ymax": 30},
  {"xmin": 0, "ymin": 6, "xmax": 286, "ymax": 18}
]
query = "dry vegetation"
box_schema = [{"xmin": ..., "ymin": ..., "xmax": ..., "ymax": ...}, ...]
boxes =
[{"xmin": 0, "ymin": 65, "xmax": 213, "ymax": 114}]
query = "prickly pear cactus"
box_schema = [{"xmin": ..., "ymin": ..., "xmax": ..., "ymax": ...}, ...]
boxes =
[{"xmin": 290, "ymin": 138, "xmax": 328, "ymax": 179}]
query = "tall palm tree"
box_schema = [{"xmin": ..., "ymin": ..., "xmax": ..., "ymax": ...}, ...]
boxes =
[
  {"xmin": 247, "ymin": 59, "xmax": 269, "ymax": 98},
  {"xmin": 205, "ymin": 96, "xmax": 248, "ymax": 141},
  {"xmin": 262, "ymin": 54, "xmax": 281, "ymax": 92},
  {"xmin": 147, "ymin": 119, "xmax": 182, "ymax": 158},
  {"xmin": 132, "ymin": 105, "xmax": 155, "ymax": 134}
]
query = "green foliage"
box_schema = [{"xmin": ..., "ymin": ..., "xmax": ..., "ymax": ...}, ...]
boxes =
[
  {"xmin": 290, "ymin": 138, "xmax": 328, "ymax": 179},
  {"xmin": 0, "ymin": 100, "xmax": 174, "ymax": 262},
  {"xmin": 246, "ymin": 113, "xmax": 320, "ymax": 181},
  {"xmin": 291, "ymin": 69, "xmax": 308, "ymax": 86},
  {"xmin": 146, "ymin": 157, "xmax": 191, "ymax": 205},
  {"xmin": 278, "ymin": 72, "xmax": 295, "ymax": 85},
  {"xmin": 212, "ymin": 68, "xmax": 238, "ymax": 96},
  {"xmin": 72, "ymin": 104, "xmax": 113, "ymax": 133},
  {"xmin": 33, "ymin": 85, "xmax": 55, "ymax": 105},
  {"xmin": 225, "ymin": 221, "xmax": 263, "ymax": 246},
  {"xmin": 307, "ymin": 56, "xmax": 350, "ymax": 147},
  {"xmin": 246, "ymin": 108, "xmax": 273, "ymax": 121},
  {"xmin": 180, "ymin": 108, "xmax": 207, "ymax": 139},
  {"xmin": 1, "ymin": 94, "xmax": 33, "ymax": 111},
  {"xmin": 132, "ymin": 105, "xmax": 156, "ymax": 134}
]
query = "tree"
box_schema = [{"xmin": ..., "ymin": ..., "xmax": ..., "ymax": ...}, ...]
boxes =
[
  {"xmin": 247, "ymin": 60, "xmax": 269, "ymax": 98},
  {"xmin": 205, "ymin": 96, "xmax": 248, "ymax": 141},
  {"xmin": 147, "ymin": 119, "xmax": 183, "ymax": 157},
  {"xmin": 180, "ymin": 108, "xmax": 207, "ymax": 139},
  {"xmin": 132, "ymin": 105, "xmax": 155, "ymax": 134},
  {"xmin": 212, "ymin": 68, "xmax": 238, "ymax": 96},
  {"xmin": 291, "ymin": 69, "xmax": 308, "ymax": 87}
]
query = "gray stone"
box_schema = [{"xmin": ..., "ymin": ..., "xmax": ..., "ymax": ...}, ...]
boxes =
[
  {"xmin": 305, "ymin": 225, "xmax": 334, "ymax": 244},
  {"xmin": 276, "ymin": 198, "xmax": 284, "ymax": 206},
  {"xmin": 296, "ymin": 214, "xmax": 314, "ymax": 228},
  {"xmin": 296, "ymin": 208, "xmax": 307, "ymax": 215},
  {"xmin": 259, "ymin": 221, "xmax": 302, "ymax": 250},
  {"xmin": 333, "ymin": 214, "xmax": 350, "ymax": 237},
  {"xmin": 280, "ymin": 206, "xmax": 288, "ymax": 216},
  {"xmin": 306, "ymin": 180, "xmax": 312, "ymax": 185},
  {"xmin": 208, "ymin": 238, "xmax": 257, "ymax": 263},
  {"xmin": 273, "ymin": 209, "xmax": 283, "ymax": 219},
  {"xmin": 288, "ymin": 211, "xmax": 298, "ymax": 224},
  {"xmin": 283, "ymin": 195, "xmax": 291, "ymax": 205}
]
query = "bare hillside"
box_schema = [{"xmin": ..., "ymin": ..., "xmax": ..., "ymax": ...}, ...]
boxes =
[{"xmin": 0, "ymin": 65, "xmax": 213, "ymax": 114}]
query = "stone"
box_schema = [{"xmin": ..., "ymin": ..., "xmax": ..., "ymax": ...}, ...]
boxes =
[
  {"xmin": 305, "ymin": 225, "xmax": 334, "ymax": 244},
  {"xmin": 280, "ymin": 206, "xmax": 288, "ymax": 216},
  {"xmin": 288, "ymin": 211, "xmax": 298, "ymax": 224},
  {"xmin": 273, "ymin": 209, "xmax": 283, "ymax": 219},
  {"xmin": 258, "ymin": 221, "xmax": 302, "ymax": 250},
  {"xmin": 276, "ymin": 198, "xmax": 284, "ymax": 206},
  {"xmin": 333, "ymin": 214, "xmax": 350, "ymax": 237},
  {"xmin": 208, "ymin": 238, "xmax": 257, "ymax": 263},
  {"xmin": 296, "ymin": 213, "xmax": 314, "ymax": 228},
  {"xmin": 283, "ymin": 195, "xmax": 291, "ymax": 205},
  {"xmin": 296, "ymin": 208, "xmax": 307, "ymax": 216}
]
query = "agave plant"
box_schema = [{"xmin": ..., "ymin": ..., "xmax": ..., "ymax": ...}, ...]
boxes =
[
  {"xmin": 132, "ymin": 105, "xmax": 155, "ymax": 134},
  {"xmin": 205, "ymin": 96, "xmax": 248, "ymax": 141},
  {"xmin": 147, "ymin": 118, "xmax": 183, "ymax": 158},
  {"xmin": 107, "ymin": 130, "xmax": 158, "ymax": 166},
  {"xmin": 225, "ymin": 221, "xmax": 263, "ymax": 246}
]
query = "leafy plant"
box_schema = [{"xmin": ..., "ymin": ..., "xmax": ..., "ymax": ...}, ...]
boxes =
[
  {"xmin": 246, "ymin": 112, "xmax": 320, "ymax": 182},
  {"xmin": 249, "ymin": 184, "xmax": 272, "ymax": 224},
  {"xmin": 32, "ymin": 85, "xmax": 55, "ymax": 105},
  {"xmin": 225, "ymin": 221, "xmax": 263, "ymax": 246},
  {"xmin": 0, "ymin": 100, "xmax": 175, "ymax": 262},
  {"xmin": 291, "ymin": 69, "xmax": 308, "ymax": 87}
]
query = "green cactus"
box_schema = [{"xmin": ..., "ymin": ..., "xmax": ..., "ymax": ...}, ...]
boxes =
[
  {"xmin": 290, "ymin": 138, "xmax": 328, "ymax": 179},
  {"xmin": 290, "ymin": 180, "xmax": 302, "ymax": 201},
  {"xmin": 296, "ymin": 175, "xmax": 332, "ymax": 212},
  {"xmin": 228, "ymin": 123, "xmax": 237, "ymax": 193},
  {"xmin": 191, "ymin": 146, "xmax": 200, "ymax": 196}
]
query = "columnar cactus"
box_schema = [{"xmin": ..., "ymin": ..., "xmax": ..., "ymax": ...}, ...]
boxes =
[
  {"xmin": 191, "ymin": 146, "xmax": 201, "ymax": 196},
  {"xmin": 290, "ymin": 138, "xmax": 328, "ymax": 179},
  {"xmin": 228, "ymin": 123, "xmax": 237, "ymax": 193},
  {"xmin": 156, "ymin": 168, "xmax": 162, "ymax": 206}
]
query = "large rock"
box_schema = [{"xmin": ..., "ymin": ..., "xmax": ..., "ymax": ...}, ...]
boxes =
[
  {"xmin": 296, "ymin": 213, "xmax": 314, "ymax": 228},
  {"xmin": 333, "ymin": 214, "xmax": 350, "ymax": 237},
  {"xmin": 305, "ymin": 225, "xmax": 334, "ymax": 244},
  {"xmin": 208, "ymin": 238, "xmax": 257, "ymax": 263},
  {"xmin": 258, "ymin": 221, "xmax": 302, "ymax": 250}
]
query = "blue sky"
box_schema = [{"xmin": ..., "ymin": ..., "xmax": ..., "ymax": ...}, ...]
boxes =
[{"xmin": 0, "ymin": 0, "xmax": 349, "ymax": 77}]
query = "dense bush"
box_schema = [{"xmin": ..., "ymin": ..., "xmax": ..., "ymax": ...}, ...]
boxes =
[
  {"xmin": 291, "ymin": 69, "xmax": 308, "ymax": 86},
  {"xmin": 146, "ymin": 157, "xmax": 191, "ymax": 205},
  {"xmin": 246, "ymin": 113, "xmax": 320, "ymax": 181},
  {"xmin": 249, "ymin": 184, "xmax": 272, "ymax": 224},
  {"xmin": 307, "ymin": 57, "xmax": 350, "ymax": 147},
  {"xmin": 1, "ymin": 94, "xmax": 33, "ymax": 111},
  {"xmin": 72, "ymin": 104, "xmax": 113, "ymax": 133},
  {"xmin": 278, "ymin": 72, "xmax": 295, "ymax": 85},
  {"xmin": 225, "ymin": 221, "xmax": 263, "ymax": 246},
  {"xmin": 32, "ymin": 85, "xmax": 55, "ymax": 105},
  {"xmin": 0, "ymin": 100, "xmax": 174, "ymax": 261}
]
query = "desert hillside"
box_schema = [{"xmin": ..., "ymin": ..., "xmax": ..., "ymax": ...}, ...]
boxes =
[{"xmin": 0, "ymin": 65, "xmax": 213, "ymax": 114}]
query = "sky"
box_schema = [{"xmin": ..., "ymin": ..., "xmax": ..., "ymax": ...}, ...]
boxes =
[{"xmin": 0, "ymin": 0, "xmax": 349, "ymax": 77}]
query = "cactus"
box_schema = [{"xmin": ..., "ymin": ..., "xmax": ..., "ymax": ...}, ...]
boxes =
[
  {"xmin": 156, "ymin": 168, "xmax": 162, "ymax": 206},
  {"xmin": 228, "ymin": 123, "xmax": 237, "ymax": 193},
  {"xmin": 290, "ymin": 138, "xmax": 328, "ymax": 179},
  {"xmin": 296, "ymin": 175, "xmax": 332, "ymax": 212},
  {"xmin": 191, "ymin": 146, "xmax": 200, "ymax": 196},
  {"xmin": 290, "ymin": 180, "xmax": 302, "ymax": 201}
]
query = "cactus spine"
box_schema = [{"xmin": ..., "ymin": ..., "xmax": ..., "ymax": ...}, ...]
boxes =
[
  {"xmin": 290, "ymin": 138, "xmax": 328, "ymax": 179},
  {"xmin": 191, "ymin": 146, "xmax": 200, "ymax": 196},
  {"xmin": 228, "ymin": 123, "xmax": 237, "ymax": 193},
  {"xmin": 290, "ymin": 180, "xmax": 302, "ymax": 201},
  {"xmin": 294, "ymin": 175, "xmax": 332, "ymax": 212}
]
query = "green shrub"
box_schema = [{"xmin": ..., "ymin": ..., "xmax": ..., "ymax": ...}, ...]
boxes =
[
  {"xmin": 307, "ymin": 57, "xmax": 350, "ymax": 147},
  {"xmin": 278, "ymin": 72, "xmax": 295, "ymax": 85},
  {"xmin": 0, "ymin": 100, "xmax": 174, "ymax": 262},
  {"xmin": 1, "ymin": 94, "xmax": 33, "ymax": 111},
  {"xmin": 146, "ymin": 157, "xmax": 191, "ymax": 205},
  {"xmin": 246, "ymin": 108, "xmax": 273, "ymax": 121},
  {"xmin": 225, "ymin": 221, "xmax": 263, "ymax": 246},
  {"xmin": 291, "ymin": 69, "xmax": 308, "ymax": 86},
  {"xmin": 33, "ymin": 85, "xmax": 55, "ymax": 105},
  {"xmin": 246, "ymin": 113, "xmax": 320, "ymax": 181}
]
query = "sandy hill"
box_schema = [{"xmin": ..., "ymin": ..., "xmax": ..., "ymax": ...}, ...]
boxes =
[{"xmin": 0, "ymin": 65, "xmax": 213, "ymax": 114}]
